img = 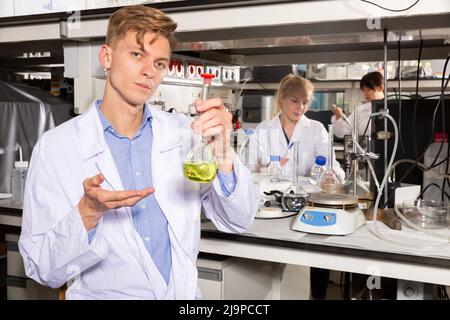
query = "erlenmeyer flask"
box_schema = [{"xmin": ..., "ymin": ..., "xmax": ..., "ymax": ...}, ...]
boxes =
[
  {"xmin": 318, "ymin": 124, "xmax": 344, "ymax": 193},
  {"xmin": 183, "ymin": 137, "xmax": 218, "ymax": 183},
  {"xmin": 281, "ymin": 141, "xmax": 308, "ymax": 212},
  {"xmin": 183, "ymin": 73, "xmax": 218, "ymax": 183}
]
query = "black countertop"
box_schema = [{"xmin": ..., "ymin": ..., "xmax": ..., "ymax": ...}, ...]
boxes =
[{"xmin": 0, "ymin": 199, "xmax": 22, "ymax": 215}]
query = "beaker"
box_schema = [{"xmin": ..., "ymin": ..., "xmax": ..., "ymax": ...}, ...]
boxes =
[
  {"xmin": 343, "ymin": 160, "xmax": 371, "ymax": 196},
  {"xmin": 318, "ymin": 124, "xmax": 343, "ymax": 193},
  {"xmin": 281, "ymin": 141, "xmax": 308, "ymax": 212},
  {"xmin": 183, "ymin": 73, "xmax": 218, "ymax": 183},
  {"xmin": 238, "ymin": 128, "xmax": 265, "ymax": 173}
]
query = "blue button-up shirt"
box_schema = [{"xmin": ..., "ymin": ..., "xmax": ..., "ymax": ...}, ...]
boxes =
[{"xmin": 90, "ymin": 101, "xmax": 236, "ymax": 284}]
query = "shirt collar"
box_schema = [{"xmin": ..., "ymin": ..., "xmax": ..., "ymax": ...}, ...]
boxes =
[{"xmin": 95, "ymin": 99, "xmax": 153, "ymax": 135}]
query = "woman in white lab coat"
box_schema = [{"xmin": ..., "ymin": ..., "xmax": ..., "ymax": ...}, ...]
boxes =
[
  {"xmin": 256, "ymin": 74, "xmax": 345, "ymax": 300},
  {"xmin": 256, "ymin": 74, "xmax": 344, "ymax": 180},
  {"xmin": 331, "ymin": 71, "xmax": 384, "ymax": 138}
]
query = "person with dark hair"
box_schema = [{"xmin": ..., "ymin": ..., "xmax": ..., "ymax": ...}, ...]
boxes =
[{"xmin": 331, "ymin": 71, "xmax": 384, "ymax": 138}]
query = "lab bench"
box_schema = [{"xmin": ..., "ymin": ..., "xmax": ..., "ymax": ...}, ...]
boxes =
[
  {"xmin": 200, "ymin": 218, "xmax": 450, "ymax": 299},
  {"xmin": 1, "ymin": 199, "xmax": 450, "ymax": 299},
  {"xmin": 0, "ymin": 199, "xmax": 21, "ymax": 228},
  {"xmin": 0, "ymin": 200, "xmax": 274, "ymax": 300}
]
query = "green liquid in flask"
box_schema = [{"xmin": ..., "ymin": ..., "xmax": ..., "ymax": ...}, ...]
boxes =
[{"xmin": 183, "ymin": 161, "xmax": 218, "ymax": 183}]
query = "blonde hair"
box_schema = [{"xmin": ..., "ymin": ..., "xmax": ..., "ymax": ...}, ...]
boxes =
[
  {"xmin": 106, "ymin": 5, "xmax": 177, "ymax": 51},
  {"xmin": 274, "ymin": 74, "xmax": 314, "ymax": 114}
]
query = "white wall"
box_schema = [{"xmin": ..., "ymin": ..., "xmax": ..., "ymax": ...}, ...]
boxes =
[{"xmin": 0, "ymin": 0, "xmax": 14, "ymax": 17}]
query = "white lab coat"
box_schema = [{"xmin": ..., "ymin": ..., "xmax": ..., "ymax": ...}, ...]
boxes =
[
  {"xmin": 331, "ymin": 102, "xmax": 372, "ymax": 138},
  {"xmin": 256, "ymin": 114, "xmax": 345, "ymax": 180},
  {"xmin": 19, "ymin": 101, "xmax": 259, "ymax": 300}
]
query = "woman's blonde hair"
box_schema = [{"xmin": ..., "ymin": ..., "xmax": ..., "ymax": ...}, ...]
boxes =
[
  {"xmin": 274, "ymin": 74, "xmax": 314, "ymax": 115},
  {"xmin": 106, "ymin": 5, "xmax": 177, "ymax": 51}
]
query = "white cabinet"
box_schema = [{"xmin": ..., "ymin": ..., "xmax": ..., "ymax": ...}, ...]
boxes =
[{"xmin": 197, "ymin": 253, "xmax": 272, "ymax": 300}]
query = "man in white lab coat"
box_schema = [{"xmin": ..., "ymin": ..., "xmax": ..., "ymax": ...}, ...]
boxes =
[{"xmin": 19, "ymin": 5, "xmax": 258, "ymax": 299}]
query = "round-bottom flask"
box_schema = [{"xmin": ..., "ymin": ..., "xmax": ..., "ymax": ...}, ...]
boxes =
[{"xmin": 281, "ymin": 184, "xmax": 307, "ymax": 212}]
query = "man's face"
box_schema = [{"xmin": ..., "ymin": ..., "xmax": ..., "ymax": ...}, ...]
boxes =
[{"xmin": 105, "ymin": 31, "xmax": 171, "ymax": 106}]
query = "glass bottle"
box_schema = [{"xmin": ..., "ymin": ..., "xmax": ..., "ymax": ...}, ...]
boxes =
[
  {"xmin": 267, "ymin": 155, "xmax": 282, "ymax": 182},
  {"xmin": 318, "ymin": 124, "xmax": 343, "ymax": 192},
  {"xmin": 281, "ymin": 141, "xmax": 308, "ymax": 212},
  {"xmin": 11, "ymin": 145, "xmax": 28, "ymax": 204},
  {"xmin": 309, "ymin": 155, "xmax": 327, "ymax": 185},
  {"xmin": 183, "ymin": 73, "xmax": 218, "ymax": 183}
]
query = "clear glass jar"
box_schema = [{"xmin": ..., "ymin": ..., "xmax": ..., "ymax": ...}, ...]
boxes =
[
  {"xmin": 267, "ymin": 155, "xmax": 282, "ymax": 182},
  {"xmin": 309, "ymin": 155, "xmax": 326, "ymax": 185}
]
